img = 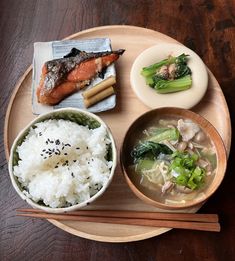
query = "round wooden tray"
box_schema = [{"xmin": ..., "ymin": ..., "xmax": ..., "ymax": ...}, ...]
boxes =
[{"xmin": 4, "ymin": 25, "xmax": 231, "ymax": 242}]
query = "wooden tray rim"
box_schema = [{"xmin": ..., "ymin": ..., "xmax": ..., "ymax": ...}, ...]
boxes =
[{"xmin": 4, "ymin": 25, "xmax": 232, "ymax": 243}]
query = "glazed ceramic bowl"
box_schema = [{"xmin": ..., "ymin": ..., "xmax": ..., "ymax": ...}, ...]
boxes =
[
  {"xmin": 130, "ymin": 43, "xmax": 208, "ymax": 109},
  {"xmin": 120, "ymin": 107, "xmax": 227, "ymax": 210},
  {"xmin": 8, "ymin": 108, "xmax": 117, "ymax": 213}
]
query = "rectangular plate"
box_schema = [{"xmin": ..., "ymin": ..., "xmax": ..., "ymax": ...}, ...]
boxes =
[{"xmin": 32, "ymin": 38, "xmax": 116, "ymax": 115}]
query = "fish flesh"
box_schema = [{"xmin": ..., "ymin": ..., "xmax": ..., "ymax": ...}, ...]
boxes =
[{"xmin": 37, "ymin": 48, "xmax": 125, "ymax": 105}]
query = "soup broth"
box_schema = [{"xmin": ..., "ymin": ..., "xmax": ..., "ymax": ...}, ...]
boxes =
[{"xmin": 129, "ymin": 116, "xmax": 217, "ymax": 205}]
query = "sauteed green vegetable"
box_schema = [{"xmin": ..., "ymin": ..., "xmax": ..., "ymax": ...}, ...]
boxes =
[{"xmin": 141, "ymin": 54, "xmax": 192, "ymax": 94}]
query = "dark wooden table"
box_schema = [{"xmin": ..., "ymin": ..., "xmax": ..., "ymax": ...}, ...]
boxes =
[{"xmin": 0, "ymin": 0, "xmax": 234, "ymax": 260}]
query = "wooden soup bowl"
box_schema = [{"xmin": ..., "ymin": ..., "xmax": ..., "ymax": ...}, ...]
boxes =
[{"xmin": 120, "ymin": 107, "xmax": 227, "ymax": 210}]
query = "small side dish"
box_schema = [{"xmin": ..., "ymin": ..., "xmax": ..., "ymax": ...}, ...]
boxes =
[
  {"xmin": 130, "ymin": 43, "xmax": 208, "ymax": 109},
  {"xmin": 37, "ymin": 48, "xmax": 124, "ymax": 105},
  {"xmin": 8, "ymin": 108, "xmax": 117, "ymax": 213},
  {"xmin": 121, "ymin": 107, "xmax": 227, "ymax": 209},
  {"xmin": 141, "ymin": 54, "xmax": 192, "ymax": 94}
]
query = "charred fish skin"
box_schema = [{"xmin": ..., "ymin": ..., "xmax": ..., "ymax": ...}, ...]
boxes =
[
  {"xmin": 63, "ymin": 48, "xmax": 125, "ymax": 58},
  {"xmin": 37, "ymin": 48, "xmax": 125, "ymax": 105},
  {"xmin": 43, "ymin": 49, "xmax": 125, "ymax": 93}
]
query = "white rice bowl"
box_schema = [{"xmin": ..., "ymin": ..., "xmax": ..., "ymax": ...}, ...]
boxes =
[{"xmin": 8, "ymin": 108, "xmax": 117, "ymax": 213}]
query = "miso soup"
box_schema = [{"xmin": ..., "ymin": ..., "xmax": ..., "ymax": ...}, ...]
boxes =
[{"xmin": 129, "ymin": 116, "xmax": 217, "ymax": 205}]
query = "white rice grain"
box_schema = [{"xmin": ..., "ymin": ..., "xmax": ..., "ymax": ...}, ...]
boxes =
[{"xmin": 13, "ymin": 119, "xmax": 112, "ymax": 208}]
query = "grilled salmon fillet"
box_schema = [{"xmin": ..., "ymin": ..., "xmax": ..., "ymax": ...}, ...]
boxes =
[{"xmin": 36, "ymin": 48, "xmax": 125, "ymax": 105}]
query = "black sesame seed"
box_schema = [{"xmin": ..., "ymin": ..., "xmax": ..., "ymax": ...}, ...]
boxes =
[
  {"xmin": 71, "ymin": 173, "xmax": 74, "ymax": 177},
  {"xmin": 42, "ymin": 149, "xmax": 46, "ymax": 152},
  {"xmin": 44, "ymin": 157, "xmax": 47, "ymax": 159},
  {"xmin": 62, "ymin": 146, "xmax": 65, "ymax": 150},
  {"xmin": 40, "ymin": 154, "xmax": 43, "ymax": 156},
  {"xmin": 76, "ymin": 147, "xmax": 80, "ymax": 150},
  {"xmin": 46, "ymin": 141, "xmax": 48, "ymax": 145},
  {"xmin": 86, "ymin": 146, "xmax": 88, "ymax": 150},
  {"xmin": 65, "ymin": 160, "xmax": 68, "ymax": 164},
  {"xmin": 87, "ymin": 202, "xmax": 90, "ymax": 205},
  {"xmin": 39, "ymin": 132, "xmax": 42, "ymax": 136},
  {"xmin": 55, "ymin": 139, "xmax": 60, "ymax": 145},
  {"xmin": 73, "ymin": 160, "xmax": 77, "ymax": 162},
  {"xmin": 55, "ymin": 166, "xmax": 58, "ymax": 168},
  {"xmin": 50, "ymin": 141, "xmax": 54, "ymax": 143},
  {"xmin": 87, "ymin": 177, "xmax": 90, "ymax": 180},
  {"xmin": 88, "ymin": 162, "xmax": 90, "ymax": 164},
  {"xmin": 55, "ymin": 152, "xmax": 59, "ymax": 155},
  {"xmin": 64, "ymin": 153, "xmax": 68, "ymax": 155}
]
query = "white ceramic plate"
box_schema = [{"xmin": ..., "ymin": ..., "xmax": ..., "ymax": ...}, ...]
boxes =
[{"xmin": 130, "ymin": 43, "xmax": 208, "ymax": 109}]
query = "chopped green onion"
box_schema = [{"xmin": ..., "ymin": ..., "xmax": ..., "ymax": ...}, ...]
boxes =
[{"xmin": 170, "ymin": 151, "xmax": 205, "ymax": 190}]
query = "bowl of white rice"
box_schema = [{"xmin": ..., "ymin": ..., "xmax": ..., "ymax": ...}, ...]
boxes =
[{"xmin": 8, "ymin": 108, "xmax": 117, "ymax": 213}]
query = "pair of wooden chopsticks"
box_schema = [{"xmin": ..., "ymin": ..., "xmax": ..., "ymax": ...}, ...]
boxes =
[{"xmin": 16, "ymin": 209, "xmax": 220, "ymax": 232}]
